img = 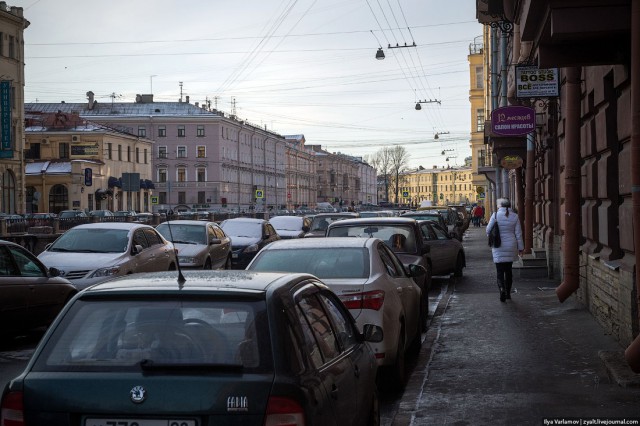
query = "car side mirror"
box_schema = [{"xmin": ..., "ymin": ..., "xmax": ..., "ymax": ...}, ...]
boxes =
[
  {"xmin": 302, "ymin": 226, "xmax": 310, "ymax": 232},
  {"xmin": 362, "ymin": 324, "xmax": 384, "ymax": 343},
  {"xmin": 132, "ymin": 244, "xmax": 144, "ymax": 254},
  {"xmin": 49, "ymin": 267, "xmax": 61, "ymax": 277},
  {"xmin": 210, "ymin": 238, "xmax": 221, "ymax": 245},
  {"xmin": 408, "ymin": 264, "xmax": 426, "ymax": 278}
]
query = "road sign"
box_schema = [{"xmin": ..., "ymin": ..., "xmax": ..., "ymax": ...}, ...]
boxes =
[
  {"xmin": 255, "ymin": 189, "xmax": 264, "ymax": 198},
  {"xmin": 402, "ymin": 191, "xmax": 409, "ymax": 198},
  {"xmin": 84, "ymin": 168, "xmax": 92, "ymax": 186},
  {"xmin": 151, "ymin": 196, "xmax": 159, "ymax": 205}
]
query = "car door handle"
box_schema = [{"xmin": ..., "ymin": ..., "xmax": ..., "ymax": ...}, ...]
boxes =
[
  {"xmin": 330, "ymin": 384, "xmax": 339, "ymax": 400},
  {"xmin": 354, "ymin": 365, "xmax": 360, "ymax": 378}
]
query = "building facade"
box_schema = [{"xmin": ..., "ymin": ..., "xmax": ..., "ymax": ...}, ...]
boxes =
[
  {"xmin": 0, "ymin": 3, "xmax": 28, "ymax": 214},
  {"xmin": 24, "ymin": 113, "xmax": 154, "ymax": 214},
  {"xmin": 283, "ymin": 135, "xmax": 317, "ymax": 210},
  {"xmin": 401, "ymin": 166, "xmax": 475, "ymax": 207},
  {"xmin": 475, "ymin": 0, "xmax": 640, "ymax": 361}
]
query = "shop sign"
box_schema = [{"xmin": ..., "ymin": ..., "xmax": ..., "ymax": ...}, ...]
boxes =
[
  {"xmin": 0, "ymin": 81, "xmax": 11, "ymax": 155},
  {"xmin": 71, "ymin": 142, "xmax": 99, "ymax": 157},
  {"xmin": 501, "ymin": 155, "xmax": 523, "ymax": 170},
  {"xmin": 491, "ymin": 106, "xmax": 535, "ymax": 136},
  {"xmin": 516, "ymin": 66, "xmax": 559, "ymax": 98}
]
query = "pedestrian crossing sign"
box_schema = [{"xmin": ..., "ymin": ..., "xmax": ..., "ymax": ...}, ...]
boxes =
[
  {"xmin": 151, "ymin": 196, "xmax": 159, "ymax": 205},
  {"xmin": 255, "ymin": 189, "xmax": 264, "ymax": 198},
  {"xmin": 402, "ymin": 191, "xmax": 409, "ymax": 198}
]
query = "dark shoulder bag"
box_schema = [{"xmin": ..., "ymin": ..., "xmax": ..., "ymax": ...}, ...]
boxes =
[{"xmin": 488, "ymin": 214, "xmax": 501, "ymax": 248}]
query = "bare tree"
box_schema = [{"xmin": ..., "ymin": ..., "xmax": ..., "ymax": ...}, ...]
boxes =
[
  {"xmin": 368, "ymin": 147, "xmax": 393, "ymax": 202},
  {"xmin": 389, "ymin": 146, "xmax": 411, "ymax": 204}
]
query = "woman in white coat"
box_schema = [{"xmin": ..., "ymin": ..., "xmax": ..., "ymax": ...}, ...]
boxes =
[{"xmin": 486, "ymin": 198, "xmax": 524, "ymax": 302}]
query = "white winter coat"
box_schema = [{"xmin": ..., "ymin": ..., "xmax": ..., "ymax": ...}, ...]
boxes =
[{"xmin": 486, "ymin": 207, "xmax": 524, "ymax": 263}]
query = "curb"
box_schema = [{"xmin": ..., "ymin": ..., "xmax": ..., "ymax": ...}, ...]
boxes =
[{"xmin": 599, "ymin": 350, "xmax": 640, "ymax": 388}]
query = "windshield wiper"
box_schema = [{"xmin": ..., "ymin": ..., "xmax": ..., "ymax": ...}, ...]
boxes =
[
  {"xmin": 139, "ymin": 359, "xmax": 244, "ymax": 373},
  {"xmin": 172, "ymin": 240, "xmax": 196, "ymax": 244}
]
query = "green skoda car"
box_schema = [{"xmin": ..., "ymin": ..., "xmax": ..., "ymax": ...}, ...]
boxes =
[{"xmin": 1, "ymin": 270, "xmax": 382, "ymax": 426}]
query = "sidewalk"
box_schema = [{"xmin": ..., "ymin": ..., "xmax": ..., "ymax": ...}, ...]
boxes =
[{"xmin": 393, "ymin": 226, "xmax": 640, "ymax": 425}]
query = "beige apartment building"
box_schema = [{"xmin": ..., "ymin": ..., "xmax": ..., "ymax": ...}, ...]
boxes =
[
  {"xmin": 0, "ymin": 3, "xmax": 28, "ymax": 214},
  {"xmin": 400, "ymin": 166, "xmax": 475, "ymax": 207},
  {"xmin": 24, "ymin": 112, "xmax": 154, "ymax": 214},
  {"xmin": 283, "ymin": 135, "xmax": 317, "ymax": 210}
]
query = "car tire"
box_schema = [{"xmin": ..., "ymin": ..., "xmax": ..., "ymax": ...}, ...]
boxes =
[
  {"xmin": 383, "ymin": 327, "xmax": 406, "ymax": 392},
  {"xmin": 419, "ymin": 289, "xmax": 428, "ymax": 332},
  {"xmin": 424, "ymin": 262, "xmax": 433, "ymax": 293},
  {"xmin": 367, "ymin": 386, "xmax": 380, "ymax": 426},
  {"xmin": 203, "ymin": 258, "xmax": 212, "ymax": 270},
  {"xmin": 453, "ymin": 253, "xmax": 464, "ymax": 277},
  {"xmin": 224, "ymin": 256, "xmax": 232, "ymax": 270}
]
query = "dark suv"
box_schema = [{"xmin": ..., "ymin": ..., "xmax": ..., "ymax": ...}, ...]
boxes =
[{"xmin": 326, "ymin": 217, "xmax": 432, "ymax": 293}]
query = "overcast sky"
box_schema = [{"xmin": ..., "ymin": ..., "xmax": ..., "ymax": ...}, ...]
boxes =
[{"xmin": 15, "ymin": 0, "xmax": 482, "ymax": 169}]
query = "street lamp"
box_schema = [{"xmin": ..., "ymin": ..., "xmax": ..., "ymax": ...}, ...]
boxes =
[{"xmin": 375, "ymin": 48, "xmax": 385, "ymax": 60}]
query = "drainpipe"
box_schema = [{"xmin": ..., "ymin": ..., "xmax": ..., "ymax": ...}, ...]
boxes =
[
  {"xmin": 624, "ymin": 0, "xmax": 640, "ymax": 373},
  {"xmin": 525, "ymin": 132, "xmax": 535, "ymax": 253},
  {"xmin": 492, "ymin": 27, "xmax": 501, "ymax": 204},
  {"xmin": 556, "ymin": 67, "xmax": 582, "ymax": 302}
]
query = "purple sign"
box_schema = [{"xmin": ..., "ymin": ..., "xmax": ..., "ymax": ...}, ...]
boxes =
[{"xmin": 491, "ymin": 106, "xmax": 535, "ymax": 136}]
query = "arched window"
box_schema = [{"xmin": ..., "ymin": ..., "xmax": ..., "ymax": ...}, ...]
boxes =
[
  {"xmin": 1, "ymin": 169, "xmax": 16, "ymax": 213},
  {"xmin": 48, "ymin": 184, "xmax": 68, "ymax": 215}
]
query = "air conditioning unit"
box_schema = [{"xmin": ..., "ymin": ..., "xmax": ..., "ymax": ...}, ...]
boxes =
[
  {"xmin": 71, "ymin": 135, "xmax": 80, "ymax": 142},
  {"xmin": 41, "ymin": 138, "xmax": 49, "ymax": 144}
]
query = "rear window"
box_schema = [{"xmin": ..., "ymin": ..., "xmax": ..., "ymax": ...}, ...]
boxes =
[
  {"xmin": 249, "ymin": 247, "xmax": 369, "ymax": 279},
  {"xmin": 327, "ymin": 225, "xmax": 417, "ymax": 253},
  {"xmin": 32, "ymin": 298, "xmax": 272, "ymax": 373}
]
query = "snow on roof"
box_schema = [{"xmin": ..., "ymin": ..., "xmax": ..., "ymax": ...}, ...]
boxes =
[
  {"xmin": 25, "ymin": 161, "xmax": 71, "ymax": 175},
  {"xmin": 25, "ymin": 101, "xmax": 221, "ymax": 118}
]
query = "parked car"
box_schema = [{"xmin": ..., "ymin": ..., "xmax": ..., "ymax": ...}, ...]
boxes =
[
  {"xmin": 58, "ymin": 210, "xmax": 87, "ymax": 219},
  {"xmin": 402, "ymin": 210, "xmax": 449, "ymax": 234},
  {"xmin": 247, "ymin": 237, "xmax": 425, "ymax": 389},
  {"xmin": 114, "ymin": 210, "xmax": 137, "ymax": 221},
  {"xmin": 304, "ymin": 212, "xmax": 360, "ymax": 238},
  {"xmin": 219, "ymin": 217, "xmax": 280, "ymax": 269},
  {"xmin": 89, "ymin": 209, "xmax": 114, "ymax": 218},
  {"xmin": 0, "ymin": 213, "xmax": 28, "ymax": 233},
  {"xmin": 326, "ymin": 217, "xmax": 432, "ymax": 293},
  {"xmin": 37, "ymin": 223, "xmax": 177, "ymax": 290},
  {"xmin": 268, "ymin": 215, "xmax": 311, "ymax": 239},
  {"xmin": 418, "ymin": 221, "xmax": 466, "ymax": 277},
  {"xmin": 135, "ymin": 212, "xmax": 154, "ymax": 224},
  {"xmin": 57, "ymin": 210, "xmax": 89, "ymax": 231},
  {"xmin": 0, "ymin": 270, "xmax": 383, "ymax": 425},
  {"xmin": 24, "ymin": 212, "xmax": 57, "ymax": 228},
  {"xmin": 156, "ymin": 220, "xmax": 232, "ymax": 269},
  {"xmin": 0, "ymin": 239, "xmax": 77, "ymax": 336}
]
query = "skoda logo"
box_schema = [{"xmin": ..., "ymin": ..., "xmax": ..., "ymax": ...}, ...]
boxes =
[{"xmin": 130, "ymin": 385, "xmax": 146, "ymax": 404}]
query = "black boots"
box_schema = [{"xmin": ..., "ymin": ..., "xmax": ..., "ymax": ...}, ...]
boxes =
[
  {"xmin": 499, "ymin": 288, "xmax": 506, "ymax": 302},
  {"xmin": 505, "ymin": 283, "xmax": 512, "ymax": 299}
]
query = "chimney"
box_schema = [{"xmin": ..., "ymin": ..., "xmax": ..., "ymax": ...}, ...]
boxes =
[
  {"xmin": 86, "ymin": 91, "xmax": 95, "ymax": 110},
  {"xmin": 195, "ymin": 102, "xmax": 199, "ymax": 107},
  {"xmin": 186, "ymin": 95, "xmax": 190, "ymax": 104}
]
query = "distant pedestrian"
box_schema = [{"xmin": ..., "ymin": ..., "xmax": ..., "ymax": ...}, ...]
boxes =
[
  {"xmin": 486, "ymin": 198, "xmax": 524, "ymax": 302},
  {"xmin": 473, "ymin": 204, "xmax": 484, "ymax": 227}
]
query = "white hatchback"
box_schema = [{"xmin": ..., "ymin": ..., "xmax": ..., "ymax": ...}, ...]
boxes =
[{"xmin": 38, "ymin": 223, "xmax": 177, "ymax": 290}]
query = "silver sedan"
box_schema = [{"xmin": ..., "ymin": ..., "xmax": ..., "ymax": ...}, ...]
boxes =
[{"xmin": 246, "ymin": 236, "xmax": 426, "ymax": 390}]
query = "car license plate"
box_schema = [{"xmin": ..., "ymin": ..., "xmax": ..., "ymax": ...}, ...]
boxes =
[
  {"xmin": 232, "ymin": 253, "xmax": 238, "ymax": 258},
  {"xmin": 85, "ymin": 419, "xmax": 196, "ymax": 426}
]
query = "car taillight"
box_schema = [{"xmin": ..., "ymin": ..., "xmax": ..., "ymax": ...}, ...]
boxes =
[
  {"xmin": 264, "ymin": 396, "xmax": 305, "ymax": 426},
  {"xmin": 339, "ymin": 290, "xmax": 385, "ymax": 311},
  {"xmin": 1, "ymin": 391, "xmax": 24, "ymax": 426}
]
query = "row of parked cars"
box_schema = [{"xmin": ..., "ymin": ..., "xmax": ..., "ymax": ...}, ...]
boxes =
[{"xmin": 0, "ymin": 209, "xmax": 467, "ymax": 425}]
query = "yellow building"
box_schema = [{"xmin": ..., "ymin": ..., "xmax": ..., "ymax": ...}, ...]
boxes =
[
  {"xmin": 24, "ymin": 113, "xmax": 154, "ymax": 214},
  {"xmin": 400, "ymin": 166, "xmax": 475, "ymax": 208}
]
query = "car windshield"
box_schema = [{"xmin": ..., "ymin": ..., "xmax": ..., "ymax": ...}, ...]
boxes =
[
  {"xmin": 32, "ymin": 298, "xmax": 271, "ymax": 373},
  {"xmin": 327, "ymin": 225, "xmax": 417, "ymax": 253},
  {"xmin": 269, "ymin": 216, "xmax": 302, "ymax": 231},
  {"xmin": 310, "ymin": 216, "xmax": 348, "ymax": 231},
  {"xmin": 156, "ymin": 223, "xmax": 205, "ymax": 245},
  {"xmin": 221, "ymin": 221, "xmax": 262, "ymax": 238},
  {"xmin": 49, "ymin": 228, "xmax": 129, "ymax": 253},
  {"xmin": 250, "ymin": 247, "xmax": 369, "ymax": 279},
  {"xmin": 59, "ymin": 211, "xmax": 83, "ymax": 218}
]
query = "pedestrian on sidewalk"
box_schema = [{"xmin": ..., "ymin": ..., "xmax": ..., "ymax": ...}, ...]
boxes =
[{"xmin": 486, "ymin": 198, "xmax": 524, "ymax": 302}]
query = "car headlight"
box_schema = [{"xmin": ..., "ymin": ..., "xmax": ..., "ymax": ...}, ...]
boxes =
[
  {"xmin": 89, "ymin": 266, "xmax": 121, "ymax": 279},
  {"xmin": 178, "ymin": 256, "xmax": 197, "ymax": 264},
  {"xmin": 244, "ymin": 244, "xmax": 259, "ymax": 254}
]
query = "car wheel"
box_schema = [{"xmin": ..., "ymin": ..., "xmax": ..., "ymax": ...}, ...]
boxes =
[
  {"xmin": 419, "ymin": 289, "xmax": 428, "ymax": 332},
  {"xmin": 382, "ymin": 326, "xmax": 406, "ymax": 392},
  {"xmin": 424, "ymin": 263, "xmax": 433, "ymax": 293},
  {"xmin": 168, "ymin": 263, "xmax": 176, "ymax": 271},
  {"xmin": 453, "ymin": 253, "xmax": 464, "ymax": 277},
  {"xmin": 224, "ymin": 255, "xmax": 232, "ymax": 270},
  {"xmin": 367, "ymin": 385, "xmax": 380, "ymax": 426},
  {"xmin": 203, "ymin": 258, "xmax": 212, "ymax": 270}
]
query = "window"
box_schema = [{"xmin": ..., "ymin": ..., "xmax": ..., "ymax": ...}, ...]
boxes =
[
  {"xmin": 137, "ymin": 126, "xmax": 146, "ymax": 137},
  {"xmin": 476, "ymin": 109, "xmax": 485, "ymax": 132},
  {"xmin": 0, "ymin": 33, "xmax": 3, "ymax": 56},
  {"xmin": 177, "ymin": 168, "xmax": 186, "ymax": 182},
  {"xmin": 198, "ymin": 191, "xmax": 205, "ymax": 204},
  {"xmin": 197, "ymin": 146, "xmax": 206, "ymax": 158},
  {"xmin": 158, "ymin": 146, "xmax": 168, "ymax": 159},
  {"xmin": 158, "ymin": 168, "xmax": 167, "ymax": 183},
  {"xmin": 135, "ymin": 148, "xmax": 140, "ymax": 163},
  {"xmin": 158, "ymin": 192, "xmax": 167, "ymax": 204},
  {"xmin": 158, "ymin": 126, "xmax": 166, "ymax": 137},
  {"xmin": 177, "ymin": 146, "xmax": 187, "ymax": 158},
  {"xmin": 197, "ymin": 125, "xmax": 205, "ymax": 137},
  {"xmin": 178, "ymin": 191, "xmax": 186, "ymax": 204},
  {"xmin": 107, "ymin": 143, "xmax": 112, "ymax": 160},
  {"xmin": 475, "ymin": 66, "xmax": 483, "ymax": 89},
  {"xmin": 117, "ymin": 145, "xmax": 122, "ymax": 161},
  {"xmin": 8, "ymin": 36, "xmax": 15, "ymax": 59},
  {"xmin": 127, "ymin": 146, "xmax": 131, "ymax": 162},
  {"xmin": 298, "ymin": 295, "xmax": 339, "ymax": 363},
  {"xmin": 177, "ymin": 125, "xmax": 185, "ymax": 137},
  {"xmin": 59, "ymin": 143, "xmax": 69, "ymax": 159},
  {"xmin": 144, "ymin": 149, "xmax": 148, "ymax": 164},
  {"xmin": 319, "ymin": 293, "xmax": 357, "ymax": 351},
  {"xmin": 197, "ymin": 168, "xmax": 206, "ymax": 182}
]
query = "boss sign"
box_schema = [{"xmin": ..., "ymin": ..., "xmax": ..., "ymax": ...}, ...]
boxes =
[{"xmin": 515, "ymin": 66, "xmax": 559, "ymax": 98}]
